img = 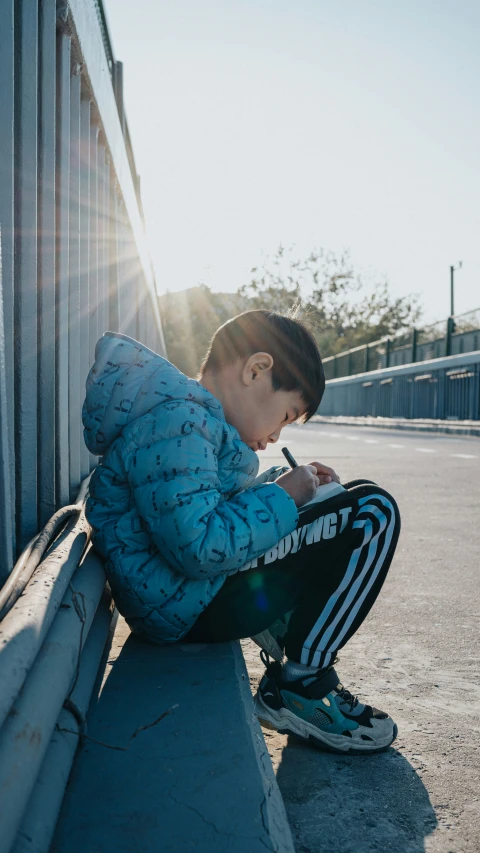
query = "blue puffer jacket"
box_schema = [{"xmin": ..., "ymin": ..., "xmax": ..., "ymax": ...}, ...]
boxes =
[{"xmin": 82, "ymin": 331, "xmax": 299, "ymax": 644}]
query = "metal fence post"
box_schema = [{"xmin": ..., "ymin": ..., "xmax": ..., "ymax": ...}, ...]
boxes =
[
  {"xmin": 79, "ymin": 98, "xmax": 91, "ymax": 481},
  {"xmin": 0, "ymin": 230, "xmax": 14, "ymax": 583},
  {"xmin": 38, "ymin": 0, "xmax": 57, "ymax": 527},
  {"xmin": 364, "ymin": 345, "xmax": 369, "ymax": 373},
  {"xmin": 88, "ymin": 124, "xmax": 100, "ymax": 473},
  {"xmin": 474, "ymin": 365, "xmax": 480, "ymax": 420},
  {"xmin": 113, "ymin": 60, "xmax": 126, "ymax": 137},
  {"xmin": 88, "ymin": 125, "xmax": 99, "ymax": 366},
  {"xmin": 446, "ymin": 316, "xmax": 454, "ymax": 357},
  {"xmin": 101, "ymin": 152, "xmax": 111, "ymax": 335},
  {"xmin": 108, "ymin": 184, "xmax": 120, "ymax": 333},
  {"xmin": 0, "ymin": 0, "xmax": 16, "ymax": 562},
  {"xmin": 15, "ymin": 0, "xmax": 39, "ymax": 549},
  {"xmin": 68, "ymin": 65, "xmax": 82, "ymax": 501},
  {"xmin": 97, "ymin": 145, "xmax": 107, "ymax": 341},
  {"xmin": 438, "ymin": 370, "xmax": 446, "ymax": 419},
  {"xmin": 55, "ymin": 31, "xmax": 71, "ymax": 507},
  {"xmin": 411, "ymin": 328, "xmax": 418, "ymax": 363},
  {"xmin": 385, "ymin": 337, "xmax": 391, "ymax": 368}
]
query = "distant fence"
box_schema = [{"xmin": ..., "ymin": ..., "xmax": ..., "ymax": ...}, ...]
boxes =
[
  {"xmin": 0, "ymin": 0, "xmax": 165, "ymax": 582},
  {"xmin": 320, "ymin": 352, "xmax": 480, "ymax": 422},
  {"xmin": 323, "ymin": 308, "xmax": 480, "ymax": 381}
]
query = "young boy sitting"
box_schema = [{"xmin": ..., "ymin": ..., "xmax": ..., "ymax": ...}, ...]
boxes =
[{"xmin": 83, "ymin": 310, "xmax": 401, "ymax": 754}]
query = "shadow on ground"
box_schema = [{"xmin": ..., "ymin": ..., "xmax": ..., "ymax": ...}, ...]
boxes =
[{"xmin": 275, "ymin": 736, "xmax": 437, "ymax": 853}]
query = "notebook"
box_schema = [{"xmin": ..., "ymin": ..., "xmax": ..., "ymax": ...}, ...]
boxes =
[{"xmin": 298, "ymin": 480, "xmax": 346, "ymax": 512}]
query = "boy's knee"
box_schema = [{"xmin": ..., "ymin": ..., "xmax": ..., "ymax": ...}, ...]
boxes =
[
  {"xmin": 358, "ymin": 484, "xmax": 401, "ymax": 529},
  {"xmin": 343, "ymin": 478, "xmax": 377, "ymax": 489}
]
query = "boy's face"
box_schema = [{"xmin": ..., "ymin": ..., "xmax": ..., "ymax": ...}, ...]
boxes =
[
  {"xmin": 234, "ymin": 382, "xmax": 306, "ymax": 452},
  {"xmin": 202, "ymin": 352, "xmax": 308, "ymax": 452}
]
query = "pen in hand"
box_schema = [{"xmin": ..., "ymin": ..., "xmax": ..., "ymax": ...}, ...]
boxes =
[
  {"xmin": 282, "ymin": 446, "xmax": 336, "ymax": 485},
  {"xmin": 281, "ymin": 446, "xmax": 298, "ymax": 469}
]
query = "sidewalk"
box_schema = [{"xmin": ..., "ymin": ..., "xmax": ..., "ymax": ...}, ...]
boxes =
[
  {"xmin": 312, "ymin": 414, "xmax": 480, "ymax": 437},
  {"xmin": 248, "ymin": 421, "xmax": 480, "ymax": 853}
]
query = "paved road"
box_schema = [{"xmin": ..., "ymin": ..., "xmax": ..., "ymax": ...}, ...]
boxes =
[{"xmin": 243, "ymin": 421, "xmax": 480, "ymax": 853}]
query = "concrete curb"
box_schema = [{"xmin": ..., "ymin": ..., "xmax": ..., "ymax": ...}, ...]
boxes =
[
  {"xmin": 52, "ymin": 618, "xmax": 295, "ymax": 853},
  {"xmin": 312, "ymin": 414, "xmax": 480, "ymax": 437},
  {"xmin": 232, "ymin": 641, "xmax": 296, "ymax": 853}
]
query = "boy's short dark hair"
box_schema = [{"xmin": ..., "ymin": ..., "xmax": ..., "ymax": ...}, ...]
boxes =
[{"xmin": 200, "ymin": 309, "xmax": 325, "ymax": 421}]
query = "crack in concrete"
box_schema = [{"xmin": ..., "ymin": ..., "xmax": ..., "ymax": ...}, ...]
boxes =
[
  {"xmin": 167, "ymin": 786, "xmax": 278, "ymax": 851},
  {"xmin": 167, "ymin": 789, "xmax": 226, "ymax": 837}
]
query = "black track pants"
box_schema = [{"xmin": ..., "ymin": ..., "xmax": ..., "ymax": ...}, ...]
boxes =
[{"xmin": 186, "ymin": 481, "xmax": 401, "ymax": 667}]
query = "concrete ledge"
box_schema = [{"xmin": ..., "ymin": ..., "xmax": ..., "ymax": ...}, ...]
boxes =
[
  {"xmin": 312, "ymin": 414, "xmax": 480, "ymax": 437},
  {"xmin": 51, "ymin": 617, "xmax": 294, "ymax": 853}
]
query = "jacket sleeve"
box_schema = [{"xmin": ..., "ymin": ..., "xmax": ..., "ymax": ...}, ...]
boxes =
[
  {"xmin": 122, "ymin": 428, "xmax": 298, "ymax": 581},
  {"xmin": 249, "ymin": 465, "xmax": 289, "ymax": 487}
]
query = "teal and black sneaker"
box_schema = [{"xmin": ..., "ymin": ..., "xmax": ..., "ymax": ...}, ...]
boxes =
[{"xmin": 254, "ymin": 656, "xmax": 398, "ymax": 754}]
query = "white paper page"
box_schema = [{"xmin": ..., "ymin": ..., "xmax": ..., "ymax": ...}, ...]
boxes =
[{"xmin": 298, "ymin": 481, "xmax": 346, "ymax": 512}]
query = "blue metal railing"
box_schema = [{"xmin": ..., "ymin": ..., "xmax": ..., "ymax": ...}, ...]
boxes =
[
  {"xmin": 322, "ymin": 308, "xmax": 480, "ymax": 381},
  {"xmin": 0, "ymin": 0, "xmax": 166, "ymax": 582},
  {"xmin": 320, "ymin": 352, "xmax": 480, "ymax": 421}
]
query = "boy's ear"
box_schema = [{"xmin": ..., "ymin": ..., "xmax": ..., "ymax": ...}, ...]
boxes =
[{"xmin": 242, "ymin": 352, "xmax": 274, "ymax": 386}]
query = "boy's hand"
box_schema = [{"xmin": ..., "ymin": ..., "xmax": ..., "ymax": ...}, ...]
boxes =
[
  {"xmin": 275, "ymin": 465, "xmax": 320, "ymax": 507},
  {"xmin": 309, "ymin": 461, "xmax": 340, "ymax": 485}
]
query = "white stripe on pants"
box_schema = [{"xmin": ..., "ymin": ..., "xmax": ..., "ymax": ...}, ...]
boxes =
[{"xmin": 300, "ymin": 494, "xmax": 396, "ymax": 667}]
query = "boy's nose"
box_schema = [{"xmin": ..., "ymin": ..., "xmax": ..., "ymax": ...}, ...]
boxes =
[{"xmin": 268, "ymin": 432, "xmax": 280, "ymax": 444}]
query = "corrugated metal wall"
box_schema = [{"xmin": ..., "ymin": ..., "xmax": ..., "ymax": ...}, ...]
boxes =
[{"xmin": 0, "ymin": 0, "xmax": 166, "ymax": 582}]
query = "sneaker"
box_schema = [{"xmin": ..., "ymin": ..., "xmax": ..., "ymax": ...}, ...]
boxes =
[{"xmin": 254, "ymin": 656, "xmax": 398, "ymax": 754}]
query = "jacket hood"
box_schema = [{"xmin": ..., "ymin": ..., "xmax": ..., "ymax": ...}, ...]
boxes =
[{"xmin": 82, "ymin": 332, "xmax": 224, "ymax": 455}]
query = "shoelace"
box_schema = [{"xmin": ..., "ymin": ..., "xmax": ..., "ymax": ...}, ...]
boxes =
[{"xmin": 335, "ymin": 684, "xmax": 359, "ymax": 711}]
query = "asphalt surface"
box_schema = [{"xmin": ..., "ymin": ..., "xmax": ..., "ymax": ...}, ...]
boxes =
[{"xmin": 242, "ymin": 421, "xmax": 480, "ymax": 853}]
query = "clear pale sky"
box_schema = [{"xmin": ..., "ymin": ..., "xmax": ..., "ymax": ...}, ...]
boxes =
[{"xmin": 105, "ymin": 0, "xmax": 479, "ymax": 322}]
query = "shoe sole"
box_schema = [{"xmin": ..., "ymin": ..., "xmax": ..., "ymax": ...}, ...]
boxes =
[{"xmin": 254, "ymin": 693, "xmax": 398, "ymax": 755}]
